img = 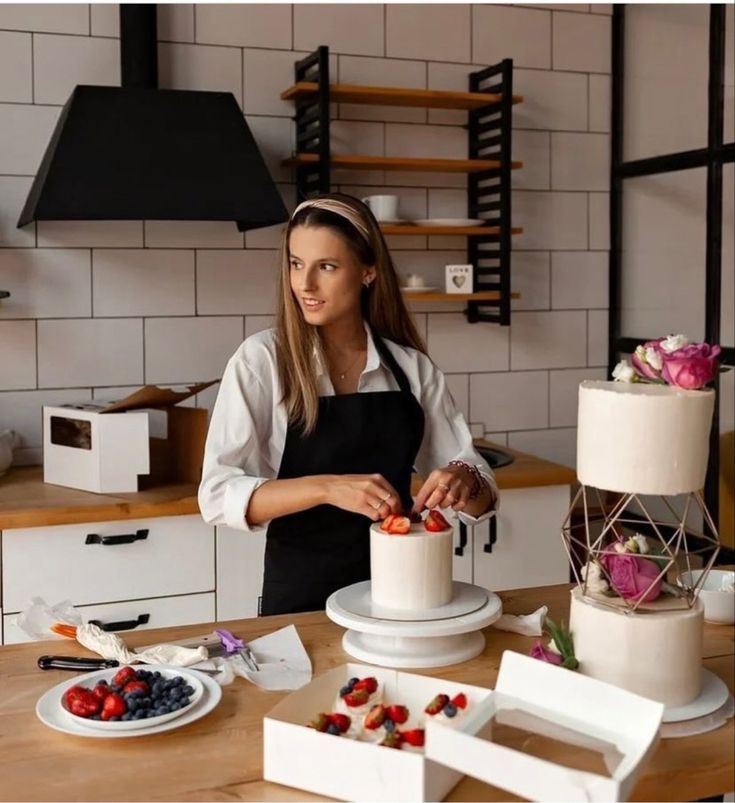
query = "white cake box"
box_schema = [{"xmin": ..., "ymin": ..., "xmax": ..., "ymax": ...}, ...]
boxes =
[
  {"xmin": 43, "ymin": 381, "xmax": 216, "ymax": 494},
  {"xmin": 263, "ymin": 652, "xmax": 663, "ymax": 803}
]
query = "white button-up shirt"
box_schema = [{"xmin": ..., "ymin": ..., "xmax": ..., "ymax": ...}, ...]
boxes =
[{"xmin": 198, "ymin": 324, "xmax": 498, "ymax": 533}]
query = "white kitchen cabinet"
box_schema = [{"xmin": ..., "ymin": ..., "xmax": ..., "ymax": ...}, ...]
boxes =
[
  {"xmin": 3, "ymin": 514, "xmax": 215, "ymax": 613},
  {"xmin": 216, "ymin": 526, "xmax": 266, "ymax": 620},
  {"xmin": 452, "ymin": 521, "xmax": 474, "ymax": 584},
  {"xmin": 3, "ymin": 591, "xmax": 216, "ymax": 645},
  {"xmin": 473, "ymin": 485, "xmax": 571, "ymax": 592}
]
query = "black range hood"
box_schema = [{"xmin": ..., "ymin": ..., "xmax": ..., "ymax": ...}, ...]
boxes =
[{"xmin": 18, "ymin": 5, "xmax": 288, "ymax": 232}]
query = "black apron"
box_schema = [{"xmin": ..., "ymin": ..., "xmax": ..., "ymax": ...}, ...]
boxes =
[{"xmin": 260, "ymin": 336, "xmax": 425, "ymax": 616}]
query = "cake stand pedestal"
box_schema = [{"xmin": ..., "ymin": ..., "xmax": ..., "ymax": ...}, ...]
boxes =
[{"xmin": 325, "ymin": 580, "xmax": 502, "ymax": 669}]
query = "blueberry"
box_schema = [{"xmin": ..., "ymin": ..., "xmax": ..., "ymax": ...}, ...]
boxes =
[
  {"xmin": 339, "ymin": 685, "xmax": 351, "ymax": 697},
  {"xmin": 122, "ymin": 713, "xmax": 132, "ymax": 721},
  {"xmin": 141, "ymin": 697, "xmax": 151, "ymax": 707},
  {"xmin": 90, "ymin": 714, "xmax": 101, "ymax": 721},
  {"xmin": 153, "ymin": 671, "xmax": 162, "ymax": 679},
  {"xmin": 134, "ymin": 710, "xmax": 147, "ymax": 719},
  {"xmin": 326, "ymin": 723, "xmax": 341, "ymax": 735},
  {"xmin": 109, "ymin": 716, "xmax": 121, "ymax": 722},
  {"xmin": 348, "ymin": 677, "xmax": 359, "ymax": 689},
  {"xmin": 146, "ymin": 710, "xmax": 157, "ymax": 718},
  {"xmin": 182, "ymin": 685, "xmax": 193, "ymax": 695},
  {"xmin": 384, "ymin": 719, "xmax": 395, "ymax": 732},
  {"xmin": 174, "ymin": 676, "xmax": 184, "ymax": 686},
  {"xmin": 170, "ymin": 702, "xmax": 181, "ymax": 711},
  {"xmin": 97, "ymin": 679, "xmax": 109, "ymax": 686},
  {"xmin": 443, "ymin": 703, "xmax": 457, "ymax": 718},
  {"xmin": 180, "ymin": 697, "xmax": 190, "ymax": 707},
  {"xmin": 159, "ymin": 705, "xmax": 171, "ymax": 715}
]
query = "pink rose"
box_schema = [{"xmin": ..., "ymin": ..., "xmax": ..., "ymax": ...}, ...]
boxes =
[
  {"xmin": 661, "ymin": 343, "xmax": 720, "ymax": 390},
  {"xmin": 529, "ymin": 641, "xmax": 563, "ymax": 665},
  {"xmin": 599, "ymin": 549, "xmax": 662, "ymax": 602}
]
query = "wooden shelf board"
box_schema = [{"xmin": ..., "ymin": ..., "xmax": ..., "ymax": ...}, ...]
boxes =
[
  {"xmin": 381, "ymin": 224, "xmax": 523, "ymax": 236},
  {"xmin": 281, "ymin": 81, "xmax": 524, "ymax": 110},
  {"xmin": 402, "ymin": 291, "xmax": 520, "ymax": 302},
  {"xmin": 282, "ymin": 153, "xmax": 523, "ymax": 174}
]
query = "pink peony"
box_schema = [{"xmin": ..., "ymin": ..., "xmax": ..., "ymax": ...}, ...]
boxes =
[
  {"xmin": 661, "ymin": 343, "xmax": 720, "ymax": 390},
  {"xmin": 529, "ymin": 641, "xmax": 563, "ymax": 665},
  {"xmin": 599, "ymin": 549, "xmax": 663, "ymax": 602}
]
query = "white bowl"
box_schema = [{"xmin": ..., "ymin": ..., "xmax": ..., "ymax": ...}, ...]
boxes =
[{"xmin": 680, "ymin": 569, "xmax": 735, "ymax": 625}]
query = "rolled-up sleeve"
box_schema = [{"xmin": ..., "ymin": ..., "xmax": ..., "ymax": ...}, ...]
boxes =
[
  {"xmin": 197, "ymin": 350, "xmax": 273, "ymax": 533},
  {"xmin": 413, "ymin": 354, "xmax": 498, "ymax": 525}
]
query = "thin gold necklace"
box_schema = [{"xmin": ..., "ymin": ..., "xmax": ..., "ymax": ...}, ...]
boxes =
[{"xmin": 333, "ymin": 352, "xmax": 363, "ymax": 380}]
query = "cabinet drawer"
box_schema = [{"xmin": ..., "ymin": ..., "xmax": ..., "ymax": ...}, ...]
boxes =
[
  {"xmin": 3, "ymin": 515, "xmax": 215, "ymax": 613},
  {"xmin": 3, "ymin": 591, "xmax": 216, "ymax": 645}
]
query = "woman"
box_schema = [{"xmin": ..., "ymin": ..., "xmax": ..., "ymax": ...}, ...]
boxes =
[{"xmin": 198, "ymin": 193, "xmax": 498, "ymax": 615}]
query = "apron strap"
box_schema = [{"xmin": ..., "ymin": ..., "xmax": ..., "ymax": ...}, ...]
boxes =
[{"xmin": 372, "ymin": 334, "xmax": 413, "ymax": 395}]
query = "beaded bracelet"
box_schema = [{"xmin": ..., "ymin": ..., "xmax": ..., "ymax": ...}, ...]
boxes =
[{"xmin": 448, "ymin": 459, "xmax": 491, "ymax": 501}]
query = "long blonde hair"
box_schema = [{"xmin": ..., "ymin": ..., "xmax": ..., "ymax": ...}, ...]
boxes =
[{"xmin": 275, "ymin": 192, "xmax": 427, "ymax": 435}]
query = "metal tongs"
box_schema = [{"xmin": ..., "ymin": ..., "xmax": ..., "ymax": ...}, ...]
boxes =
[{"xmin": 215, "ymin": 628, "xmax": 259, "ymax": 672}]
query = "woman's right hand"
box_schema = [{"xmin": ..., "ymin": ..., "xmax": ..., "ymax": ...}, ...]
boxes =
[{"xmin": 323, "ymin": 473, "xmax": 402, "ymax": 521}]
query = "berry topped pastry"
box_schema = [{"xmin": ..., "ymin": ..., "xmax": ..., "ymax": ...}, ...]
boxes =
[
  {"xmin": 334, "ymin": 675, "xmax": 382, "ymax": 717},
  {"xmin": 424, "ymin": 692, "xmax": 468, "ymax": 724}
]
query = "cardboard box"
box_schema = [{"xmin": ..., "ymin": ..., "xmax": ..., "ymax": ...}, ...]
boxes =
[
  {"xmin": 263, "ymin": 652, "xmax": 663, "ymax": 802},
  {"xmin": 43, "ymin": 381, "xmax": 218, "ymax": 494}
]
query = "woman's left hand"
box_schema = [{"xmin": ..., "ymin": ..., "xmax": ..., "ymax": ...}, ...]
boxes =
[{"xmin": 412, "ymin": 464, "xmax": 476, "ymax": 514}]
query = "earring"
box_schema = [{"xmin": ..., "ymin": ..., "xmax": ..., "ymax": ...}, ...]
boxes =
[{"xmin": 363, "ymin": 280, "xmax": 372, "ymax": 288}]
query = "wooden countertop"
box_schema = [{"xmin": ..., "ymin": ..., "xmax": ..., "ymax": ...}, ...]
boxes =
[
  {"xmin": 0, "ymin": 581, "xmax": 731, "ymax": 802},
  {"xmin": 0, "ymin": 442, "xmax": 575, "ymax": 530}
]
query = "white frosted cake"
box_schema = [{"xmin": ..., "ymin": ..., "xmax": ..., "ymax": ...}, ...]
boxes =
[
  {"xmin": 570, "ymin": 588, "xmax": 704, "ymax": 707},
  {"xmin": 370, "ymin": 522, "xmax": 453, "ymax": 611},
  {"xmin": 577, "ymin": 381, "xmax": 715, "ymax": 495}
]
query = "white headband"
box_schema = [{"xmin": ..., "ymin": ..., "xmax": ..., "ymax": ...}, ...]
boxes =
[{"xmin": 291, "ymin": 198, "xmax": 371, "ymax": 242}]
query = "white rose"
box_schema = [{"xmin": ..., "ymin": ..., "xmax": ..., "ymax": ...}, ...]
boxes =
[
  {"xmin": 661, "ymin": 334, "xmax": 689, "ymax": 353},
  {"xmin": 613, "ymin": 541, "xmax": 627, "ymax": 554},
  {"xmin": 581, "ymin": 560, "xmax": 609, "ymax": 594},
  {"xmin": 612, "ymin": 360, "xmax": 635, "ymax": 383},
  {"xmin": 644, "ymin": 347, "xmax": 663, "ymax": 371},
  {"xmin": 633, "ymin": 534, "xmax": 649, "ymax": 554},
  {"xmin": 547, "ymin": 638, "xmax": 561, "ymax": 655}
]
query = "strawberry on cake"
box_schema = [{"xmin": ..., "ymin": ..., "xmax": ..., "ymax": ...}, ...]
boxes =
[
  {"xmin": 334, "ymin": 675, "xmax": 382, "ymax": 717},
  {"xmin": 424, "ymin": 691, "xmax": 468, "ymax": 724},
  {"xmin": 370, "ymin": 510, "xmax": 454, "ymax": 611}
]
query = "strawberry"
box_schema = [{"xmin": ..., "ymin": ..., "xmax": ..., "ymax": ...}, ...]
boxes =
[
  {"xmin": 123, "ymin": 680, "xmax": 149, "ymax": 696},
  {"xmin": 326, "ymin": 713, "xmax": 351, "ymax": 733},
  {"xmin": 68, "ymin": 689, "xmax": 100, "ymax": 718},
  {"xmin": 424, "ymin": 694, "xmax": 449, "ymax": 716},
  {"xmin": 63, "ymin": 685, "xmax": 88, "ymax": 706},
  {"xmin": 451, "ymin": 693, "xmax": 467, "ymax": 710},
  {"xmin": 364, "ymin": 704, "xmax": 386, "ymax": 730},
  {"xmin": 401, "ymin": 728, "xmax": 425, "ymax": 747},
  {"xmin": 408, "ymin": 509, "xmax": 423, "ymax": 523},
  {"xmin": 386, "ymin": 516, "xmax": 411, "ymax": 535},
  {"xmin": 342, "ymin": 688, "xmax": 369, "ymax": 708},
  {"xmin": 380, "ymin": 731, "xmax": 403, "ymax": 749},
  {"xmin": 308, "ymin": 713, "xmax": 329, "ymax": 732},
  {"xmin": 424, "ymin": 510, "xmax": 451, "ymax": 532},
  {"xmin": 91, "ymin": 682, "xmax": 112, "ymax": 702},
  {"xmin": 386, "ymin": 704, "xmax": 409, "ymax": 724},
  {"xmin": 380, "ymin": 514, "xmax": 397, "ymax": 532},
  {"xmin": 100, "ymin": 692, "xmax": 126, "ymax": 721},
  {"xmin": 112, "ymin": 666, "xmax": 137, "ymax": 687},
  {"xmin": 353, "ymin": 676, "xmax": 378, "ymax": 694}
]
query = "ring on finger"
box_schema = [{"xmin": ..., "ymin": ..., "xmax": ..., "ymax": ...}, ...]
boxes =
[
  {"xmin": 438, "ymin": 482, "xmax": 451, "ymax": 491},
  {"xmin": 381, "ymin": 492, "xmax": 392, "ymax": 502},
  {"xmin": 371, "ymin": 500, "xmax": 382, "ymax": 511}
]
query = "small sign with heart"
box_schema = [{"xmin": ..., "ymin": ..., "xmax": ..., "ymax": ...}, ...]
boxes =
[{"xmin": 445, "ymin": 264, "xmax": 473, "ymax": 294}]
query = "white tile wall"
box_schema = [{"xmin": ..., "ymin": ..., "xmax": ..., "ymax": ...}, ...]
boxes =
[
  {"xmin": 93, "ymin": 249, "xmax": 195, "ymax": 317},
  {"xmin": 144, "ymin": 316, "xmax": 243, "ymax": 384},
  {"xmin": 0, "ymin": 320, "xmax": 36, "ymax": 390},
  {"xmin": 549, "ymin": 366, "xmax": 606, "ymax": 427},
  {"xmin": 195, "ymin": 4, "xmax": 291, "ymax": 49},
  {"xmin": 0, "ymin": 249, "xmax": 91, "ymax": 319},
  {"xmin": 33, "ymin": 34, "xmax": 120, "ymax": 106},
  {"xmin": 472, "ymin": 5, "xmax": 551, "ymax": 70},
  {"xmin": 427, "ymin": 313, "xmax": 509, "ymax": 374},
  {"xmin": 509, "ymin": 427, "xmax": 577, "ymax": 469},
  {"xmin": 510, "ymin": 311, "xmax": 587, "ymax": 370},
  {"xmin": 470, "ymin": 370, "xmax": 548, "ymax": 432},
  {"xmin": 196, "ymin": 250, "xmax": 279, "ymax": 315},
  {"xmin": 0, "ymin": 31, "xmax": 32, "ymax": 103},
  {"xmin": 38, "ymin": 318, "xmax": 144, "ymax": 388},
  {"xmin": 552, "ymin": 11, "xmax": 611, "ymax": 73},
  {"xmin": 0, "ymin": 387, "xmax": 83, "ymax": 455},
  {"xmin": 0, "ymin": 177, "xmax": 35, "ymax": 248},
  {"xmin": 551, "ymin": 251, "xmax": 608, "ymax": 309},
  {"xmin": 0, "ymin": 2, "xmax": 616, "ymax": 471},
  {"xmin": 294, "ymin": 4, "xmax": 384, "ymax": 57},
  {"xmin": 386, "ymin": 4, "xmax": 471, "ymax": 63}
]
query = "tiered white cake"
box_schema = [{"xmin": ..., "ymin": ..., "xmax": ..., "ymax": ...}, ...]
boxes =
[
  {"xmin": 571, "ymin": 380, "xmax": 716, "ymax": 708},
  {"xmin": 577, "ymin": 380, "xmax": 715, "ymax": 495},
  {"xmin": 370, "ymin": 522, "xmax": 453, "ymax": 611}
]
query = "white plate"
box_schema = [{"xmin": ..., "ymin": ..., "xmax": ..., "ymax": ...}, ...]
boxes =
[
  {"xmin": 36, "ymin": 666, "xmax": 221, "ymax": 738},
  {"xmin": 377, "ymin": 218, "xmax": 410, "ymax": 225},
  {"xmin": 414, "ymin": 218, "xmax": 486, "ymax": 227},
  {"xmin": 400, "ymin": 286, "xmax": 439, "ymax": 293}
]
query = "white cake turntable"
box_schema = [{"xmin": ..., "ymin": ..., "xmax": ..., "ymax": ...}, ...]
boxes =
[{"xmin": 326, "ymin": 580, "xmax": 502, "ymax": 668}]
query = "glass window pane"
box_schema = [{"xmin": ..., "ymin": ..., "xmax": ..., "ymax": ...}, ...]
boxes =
[
  {"xmin": 722, "ymin": 162, "xmax": 734, "ymax": 347},
  {"xmin": 621, "ymin": 167, "xmax": 706, "ymax": 340},
  {"xmin": 624, "ymin": 5, "xmax": 710, "ymax": 161}
]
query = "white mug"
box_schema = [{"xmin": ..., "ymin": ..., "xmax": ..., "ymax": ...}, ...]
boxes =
[
  {"xmin": 362, "ymin": 194, "xmax": 399, "ymax": 221},
  {"xmin": 404, "ymin": 273, "xmax": 425, "ymax": 288}
]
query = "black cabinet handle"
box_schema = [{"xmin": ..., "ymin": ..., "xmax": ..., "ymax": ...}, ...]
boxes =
[
  {"xmin": 85, "ymin": 528, "xmax": 149, "ymax": 546},
  {"xmin": 483, "ymin": 516, "xmax": 498, "ymax": 554},
  {"xmin": 454, "ymin": 522, "xmax": 468, "ymax": 557},
  {"xmin": 88, "ymin": 614, "xmax": 150, "ymax": 632}
]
